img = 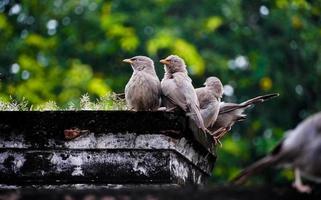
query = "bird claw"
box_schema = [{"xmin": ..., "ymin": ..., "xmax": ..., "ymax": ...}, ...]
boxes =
[
  {"xmin": 157, "ymin": 107, "xmax": 167, "ymax": 111},
  {"xmin": 292, "ymin": 182, "xmax": 312, "ymax": 193},
  {"xmin": 165, "ymin": 107, "xmax": 177, "ymax": 112},
  {"xmin": 204, "ymin": 128, "xmax": 225, "ymax": 147},
  {"xmin": 216, "ymin": 128, "xmax": 228, "ymax": 138},
  {"xmin": 210, "ymin": 127, "xmax": 226, "ymax": 136},
  {"xmin": 213, "ymin": 136, "xmax": 222, "ymax": 147}
]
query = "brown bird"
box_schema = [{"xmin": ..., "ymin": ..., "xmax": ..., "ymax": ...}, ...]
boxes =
[
  {"xmin": 160, "ymin": 55, "xmax": 209, "ymax": 134},
  {"xmin": 195, "ymin": 76, "xmax": 224, "ymax": 129},
  {"xmin": 211, "ymin": 93, "xmax": 279, "ymax": 139},
  {"xmin": 123, "ymin": 56, "xmax": 161, "ymax": 111},
  {"xmin": 232, "ymin": 112, "xmax": 321, "ymax": 193}
]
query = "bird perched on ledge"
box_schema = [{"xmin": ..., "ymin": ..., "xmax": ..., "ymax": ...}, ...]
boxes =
[
  {"xmin": 212, "ymin": 93, "xmax": 279, "ymax": 140},
  {"xmin": 232, "ymin": 112, "xmax": 321, "ymax": 193},
  {"xmin": 196, "ymin": 76, "xmax": 278, "ymax": 143},
  {"xmin": 160, "ymin": 55, "xmax": 209, "ymax": 135},
  {"xmin": 195, "ymin": 77, "xmax": 226, "ymax": 143},
  {"xmin": 123, "ymin": 56, "xmax": 161, "ymax": 111},
  {"xmin": 196, "ymin": 77, "xmax": 223, "ymax": 128}
]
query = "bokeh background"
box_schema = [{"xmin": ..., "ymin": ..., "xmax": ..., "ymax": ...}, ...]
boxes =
[{"xmin": 0, "ymin": 0, "xmax": 320, "ymax": 185}]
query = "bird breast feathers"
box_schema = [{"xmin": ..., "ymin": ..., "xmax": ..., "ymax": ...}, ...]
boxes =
[{"xmin": 126, "ymin": 72, "xmax": 160, "ymax": 93}]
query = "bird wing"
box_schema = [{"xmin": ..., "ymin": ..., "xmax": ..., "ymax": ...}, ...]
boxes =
[
  {"xmin": 174, "ymin": 73, "xmax": 207, "ymax": 131},
  {"xmin": 207, "ymin": 101, "xmax": 220, "ymax": 127},
  {"xmin": 162, "ymin": 73, "xmax": 206, "ymax": 131},
  {"xmin": 219, "ymin": 102, "xmax": 248, "ymax": 114},
  {"xmin": 172, "ymin": 72, "xmax": 200, "ymax": 109},
  {"xmin": 161, "ymin": 75, "xmax": 188, "ymax": 111},
  {"xmin": 196, "ymin": 87, "xmax": 221, "ymax": 128}
]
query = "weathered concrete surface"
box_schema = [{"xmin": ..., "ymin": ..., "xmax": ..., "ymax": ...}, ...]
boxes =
[
  {"xmin": 0, "ymin": 111, "xmax": 216, "ymax": 187},
  {"xmin": 0, "ymin": 111, "xmax": 215, "ymax": 153}
]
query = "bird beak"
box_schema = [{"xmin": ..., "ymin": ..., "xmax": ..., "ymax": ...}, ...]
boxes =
[
  {"xmin": 123, "ymin": 59, "xmax": 133, "ymax": 64},
  {"xmin": 160, "ymin": 59, "xmax": 170, "ymax": 65}
]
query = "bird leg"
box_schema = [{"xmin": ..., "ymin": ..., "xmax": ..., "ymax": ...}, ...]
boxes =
[
  {"xmin": 214, "ymin": 127, "xmax": 229, "ymax": 140},
  {"xmin": 207, "ymin": 127, "xmax": 226, "ymax": 147},
  {"xmin": 210, "ymin": 127, "xmax": 226, "ymax": 136},
  {"xmin": 213, "ymin": 137, "xmax": 222, "ymax": 147},
  {"xmin": 127, "ymin": 106, "xmax": 136, "ymax": 111},
  {"xmin": 214, "ymin": 128, "xmax": 228, "ymax": 147},
  {"xmin": 292, "ymin": 168, "xmax": 312, "ymax": 193}
]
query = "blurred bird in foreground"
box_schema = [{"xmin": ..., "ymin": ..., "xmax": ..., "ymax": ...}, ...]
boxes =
[
  {"xmin": 211, "ymin": 93, "xmax": 279, "ymax": 140},
  {"xmin": 160, "ymin": 55, "xmax": 210, "ymax": 136},
  {"xmin": 232, "ymin": 112, "xmax": 321, "ymax": 193},
  {"xmin": 123, "ymin": 56, "xmax": 161, "ymax": 111}
]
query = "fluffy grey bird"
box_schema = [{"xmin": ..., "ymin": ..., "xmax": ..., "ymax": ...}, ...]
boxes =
[
  {"xmin": 160, "ymin": 55, "xmax": 209, "ymax": 134},
  {"xmin": 195, "ymin": 76, "xmax": 223, "ymax": 129},
  {"xmin": 123, "ymin": 56, "xmax": 161, "ymax": 111},
  {"xmin": 210, "ymin": 93, "xmax": 279, "ymax": 139},
  {"xmin": 232, "ymin": 112, "xmax": 321, "ymax": 193}
]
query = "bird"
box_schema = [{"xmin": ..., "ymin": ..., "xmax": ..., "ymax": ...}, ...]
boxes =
[
  {"xmin": 159, "ymin": 55, "xmax": 209, "ymax": 135},
  {"xmin": 232, "ymin": 112, "xmax": 321, "ymax": 193},
  {"xmin": 210, "ymin": 93, "xmax": 279, "ymax": 140},
  {"xmin": 195, "ymin": 76, "xmax": 224, "ymax": 135},
  {"xmin": 123, "ymin": 56, "xmax": 161, "ymax": 111}
]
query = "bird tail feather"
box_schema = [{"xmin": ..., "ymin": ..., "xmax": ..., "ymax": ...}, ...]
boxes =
[
  {"xmin": 219, "ymin": 93, "xmax": 279, "ymax": 114},
  {"xmin": 231, "ymin": 155, "xmax": 277, "ymax": 185},
  {"xmin": 240, "ymin": 93, "xmax": 279, "ymax": 107}
]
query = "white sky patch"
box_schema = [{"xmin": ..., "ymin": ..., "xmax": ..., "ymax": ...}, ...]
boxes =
[
  {"xmin": 223, "ymin": 84, "xmax": 234, "ymax": 96},
  {"xmin": 228, "ymin": 55, "xmax": 249, "ymax": 70},
  {"xmin": 9, "ymin": 4, "xmax": 21, "ymax": 15},
  {"xmin": 47, "ymin": 19, "xmax": 58, "ymax": 36},
  {"xmin": 10, "ymin": 63, "xmax": 20, "ymax": 74},
  {"xmin": 259, "ymin": 5, "xmax": 269, "ymax": 16},
  {"xmin": 47, "ymin": 19, "xmax": 58, "ymax": 30},
  {"xmin": 235, "ymin": 55, "xmax": 249, "ymax": 69}
]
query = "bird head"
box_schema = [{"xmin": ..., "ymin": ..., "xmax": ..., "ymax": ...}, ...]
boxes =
[
  {"xmin": 160, "ymin": 55, "xmax": 187, "ymax": 74},
  {"xmin": 204, "ymin": 76, "xmax": 224, "ymax": 99},
  {"xmin": 123, "ymin": 56, "xmax": 154, "ymax": 72}
]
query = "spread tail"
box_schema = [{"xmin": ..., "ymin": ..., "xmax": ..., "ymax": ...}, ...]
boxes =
[
  {"xmin": 219, "ymin": 93, "xmax": 279, "ymax": 114},
  {"xmin": 240, "ymin": 93, "xmax": 279, "ymax": 107}
]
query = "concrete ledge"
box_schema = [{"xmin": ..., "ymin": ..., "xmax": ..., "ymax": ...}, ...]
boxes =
[{"xmin": 0, "ymin": 111, "xmax": 216, "ymax": 187}]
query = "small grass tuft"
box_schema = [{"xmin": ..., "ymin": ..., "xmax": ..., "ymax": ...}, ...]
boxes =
[{"xmin": 0, "ymin": 93, "xmax": 127, "ymax": 111}]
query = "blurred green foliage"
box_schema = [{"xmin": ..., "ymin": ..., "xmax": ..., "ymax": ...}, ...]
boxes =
[{"xmin": 0, "ymin": 0, "xmax": 321, "ymax": 185}]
